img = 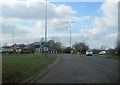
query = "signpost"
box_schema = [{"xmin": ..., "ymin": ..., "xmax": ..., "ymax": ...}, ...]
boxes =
[
  {"xmin": 34, "ymin": 42, "xmax": 42, "ymax": 55},
  {"xmin": 34, "ymin": 42, "xmax": 49, "ymax": 55}
]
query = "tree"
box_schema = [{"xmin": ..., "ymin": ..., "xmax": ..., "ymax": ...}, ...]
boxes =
[
  {"xmin": 118, "ymin": 41, "xmax": 120, "ymax": 55},
  {"xmin": 107, "ymin": 48, "xmax": 116, "ymax": 55},
  {"xmin": 48, "ymin": 40, "xmax": 55, "ymax": 52},
  {"xmin": 51, "ymin": 36, "xmax": 58, "ymax": 43},
  {"xmin": 3, "ymin": 43, "xmax": 7, "ymax": 46},
  {"xmin": 100, "ymin": 46, "xmax": 107, "ymax": 50},
  {"xmin": 115, "ymin": 39, "xmax": 120, "ymax": 56},
  {"xmin": 92, "ymin": 48, "xmax": 100, "ymax": 54},
  {"xmin": 63, "ymin": 47, "xmax": 70, "ymax": 53},
  {"xmin": 27, "ymin": 43, "xmax": 34, "ymax": 53},
  {"xmin": 40, "ymin": 37, "xmax": 44, "ymax": 42},
  {"xmin": 48, "ymin": 40, "xmax": 63, "ymax": 53},
  {"xmin": 72, "ymin": 41, "xmax": 89, "ymax": 53}
]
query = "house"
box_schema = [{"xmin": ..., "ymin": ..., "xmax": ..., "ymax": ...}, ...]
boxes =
[{"xmin": 2, "ymin": 44, "xmax": 30, "ymax": 54}]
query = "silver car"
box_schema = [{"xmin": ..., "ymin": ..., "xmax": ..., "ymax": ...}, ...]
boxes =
[{"xmin": 86, "ymin": 50, "xmax": 93, "ymax": 56}]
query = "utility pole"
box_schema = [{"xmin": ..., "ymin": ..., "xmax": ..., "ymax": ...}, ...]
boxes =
[{"xmin": 67, "ymin": 21, "xmax": 74, "ymax": 54}]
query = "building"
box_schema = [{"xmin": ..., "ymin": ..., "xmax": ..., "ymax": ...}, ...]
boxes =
[{"xmin": 2, "ymin": 44, "xmax": 30, "ymax": 54}]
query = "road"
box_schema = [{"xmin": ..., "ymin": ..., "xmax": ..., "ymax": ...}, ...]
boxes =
[{"xmin": 33, "ymin": 54, "xmax": 119, "ymax": 83}]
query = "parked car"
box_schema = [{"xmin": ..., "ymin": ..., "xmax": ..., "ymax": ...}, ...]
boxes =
[
  {"xmin": 86, "ymin": 50, "xmax": 93, "ymax": 56},
  {"xmin": 99, "ymin": 51, "xmax": 106, "ymax": 55}
]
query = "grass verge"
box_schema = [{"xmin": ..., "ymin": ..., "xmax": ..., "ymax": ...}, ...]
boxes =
[
  {"xmin": 100, "ymin": 54, "xmax": 120, "ymax": 60},
  {"xmin": 2, "ymin": 54, "xmax": 57, "ymax": 83}
]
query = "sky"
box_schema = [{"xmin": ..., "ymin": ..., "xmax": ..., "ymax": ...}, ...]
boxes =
[{"xmin": 0, "ymin": 0, "xmax": 118, "ymax": 49}]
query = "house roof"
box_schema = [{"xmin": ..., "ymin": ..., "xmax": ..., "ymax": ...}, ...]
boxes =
[{"xmin": 2, "ymin": 44, "xmax": 28, "ymax": 48}]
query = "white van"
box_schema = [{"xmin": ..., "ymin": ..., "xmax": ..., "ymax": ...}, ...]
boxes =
[{"xmin": 99, "ymin": 51, "xmax": 106, "ymax": 55}]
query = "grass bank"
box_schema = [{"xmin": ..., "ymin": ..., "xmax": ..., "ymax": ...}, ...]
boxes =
[
  {"xmin": 2, "ymin": 54, "xmax": 57, "ymax": 83},
  {"xmin": 99, "ymin": 54, "xmax": 120, "ymax": 60}
]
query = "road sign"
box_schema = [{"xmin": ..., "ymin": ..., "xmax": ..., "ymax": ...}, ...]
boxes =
[
  {"xmin": 42, "ymin": 42, "xmax": 49, "ymax": 47},
  {"xmin": 43, "ymin": 47, "xmax": 48, "ymax": 52},
  {"xmin": 34, "ymin": 42, "xmax": 41, "ymax": 45},
  {"xmin": 35, "ymin": 45, "xmax": 40, "ymax": 48},
  {"xmin": 34, "ymin": 42, "xmax": 42, "ymax": 54},
  {"xmin": 34, "ymin": 42, "xmax": 49, "ymax": 53}
]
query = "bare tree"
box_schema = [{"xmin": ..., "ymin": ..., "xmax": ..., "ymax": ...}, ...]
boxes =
[
  {"xmin": 40, "ymin": 37, "xmax": 44, "ymax": 42},
  {"xmin": 51, "ymin": 36, "xmax": 59, "ymax": 43},
  {"xmin": 3, "ymin": 43, "xmax": 7, "ymax": 46},
  {"xmin": 116, "ymin": 39, "xmax": 120, "ymax": 55},
  {"xmin": 48, "ymin": 40, "xmax": 63, "ymax": 53},
  {"xmin": 27, "ymin": 43, "xmax": 34, "ymax": 53},
  {"xmin": 72, "ymin": 42, "xmax": 89, "ymax": 53},
  {"xmin": 100, "ymin": 46, "xmax": 106, "ymax": 50},
  {"xmin": 118, "ymin": 41, "xmax": 120, "ymax": 55}
]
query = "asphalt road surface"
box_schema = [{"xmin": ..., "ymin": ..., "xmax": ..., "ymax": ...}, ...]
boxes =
[{"xmin": 34, "ymin": 54, "xmax": 119, "ymax": 83}]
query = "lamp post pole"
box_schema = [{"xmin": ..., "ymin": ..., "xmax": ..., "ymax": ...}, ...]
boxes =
[
  {"xmin": 45, "ymin": 0, "xmax": 47, "ymax": 42},
  {"xmin": 45, "ymin": 0, "xmax": 47, "ymax": 57},
  {"xmin": 67, "ymin": 21, "xmax": 74, "ymax": 54},
  {"xmin": 70, "ymin": 23, "xmax": 71, "ymax": 53},
  {"xmin": 13, "ymin": 26, "xmax": 14, "ymax": 53}
]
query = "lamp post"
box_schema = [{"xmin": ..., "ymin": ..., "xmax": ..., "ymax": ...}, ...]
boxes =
[
  {"xmin": 67, "ymin": 21, "xmax": 74, "ymax": 54},
  {"xmin": 45, "ymin": 0, "xmax": 47, "ymax": 42},
  {"xmin": 13, "ymin": 26, "xmax": 14, "ymax": 53},
  {"xmin": 45, "ymin": 0, "xmax": 47, "ymax": 57}
]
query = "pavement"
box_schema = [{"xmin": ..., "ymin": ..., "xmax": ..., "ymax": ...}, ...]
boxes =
[{"xmin": 31, "ymin": 54, "xmax": 119, "ymax": 83}]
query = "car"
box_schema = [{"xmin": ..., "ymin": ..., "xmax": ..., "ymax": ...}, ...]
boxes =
[
  {"xmin": 86, "ymin": 50, "xmax": 93, "ymax": 56},
  {"xmin": 99, "ymin": 51, "xmax": 106, "ymax": 55}
]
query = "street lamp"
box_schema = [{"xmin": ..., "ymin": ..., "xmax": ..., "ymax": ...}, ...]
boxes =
[
  {"xmin": 67, "ymin": 21, "xmax": 74, "ymax": 54},
  {"xmin": 13, "ymin": 26, "xmax": 15, "ymax": 53},
  {"xmin": 45, "ymin": 0, "xmax": 47, "ymax": 57},
  {"xmin": 45, "ymin": 0, "xmax": 47, "ymax": 42}
]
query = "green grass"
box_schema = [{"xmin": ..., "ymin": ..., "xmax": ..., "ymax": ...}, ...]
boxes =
[
  {"xmin": 2, "ymin": 54, "xmax": 57, "ymax": 83},
  {"xmin": 104, "ymin": 54, "xmax": 120, "ymax": 60}
]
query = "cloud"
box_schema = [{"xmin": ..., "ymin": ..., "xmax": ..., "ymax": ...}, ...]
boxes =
[
  {"xmin": 1, "ymin": 1, "xmax": 76, "ymax": 20},
  {"xmin": 1, "ymin": 0, "xmax": 91, "ymax": 36},
  {"xmin": 0, "ymin": 0, "xmax": 117, "ymax": 49},
  {"xmin": 1, "ymin": 1, "xmax": 91, "ymax": 45},
  {"xmin": 35, "ymin": 16, "xmax": 91, "ymax": 31},
  {"xmin": 93, "ymin": 1, "xmax": 118, "ymax": 30},
  {"xmin": 77, "ymin": 1, "xmax": 118, "ymax": 48},
  {"xmin": 46, "ymin": 33, "xmax": 117, "ymax": 49},
  {"xmin": 1, "ymin": 31, "xmax": 117, "ymax": 49}
]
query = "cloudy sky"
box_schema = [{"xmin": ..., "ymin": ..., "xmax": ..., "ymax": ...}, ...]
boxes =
[{"xmin": 0, "ymin": 0, "xmax": 118, "ymax": 49}]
